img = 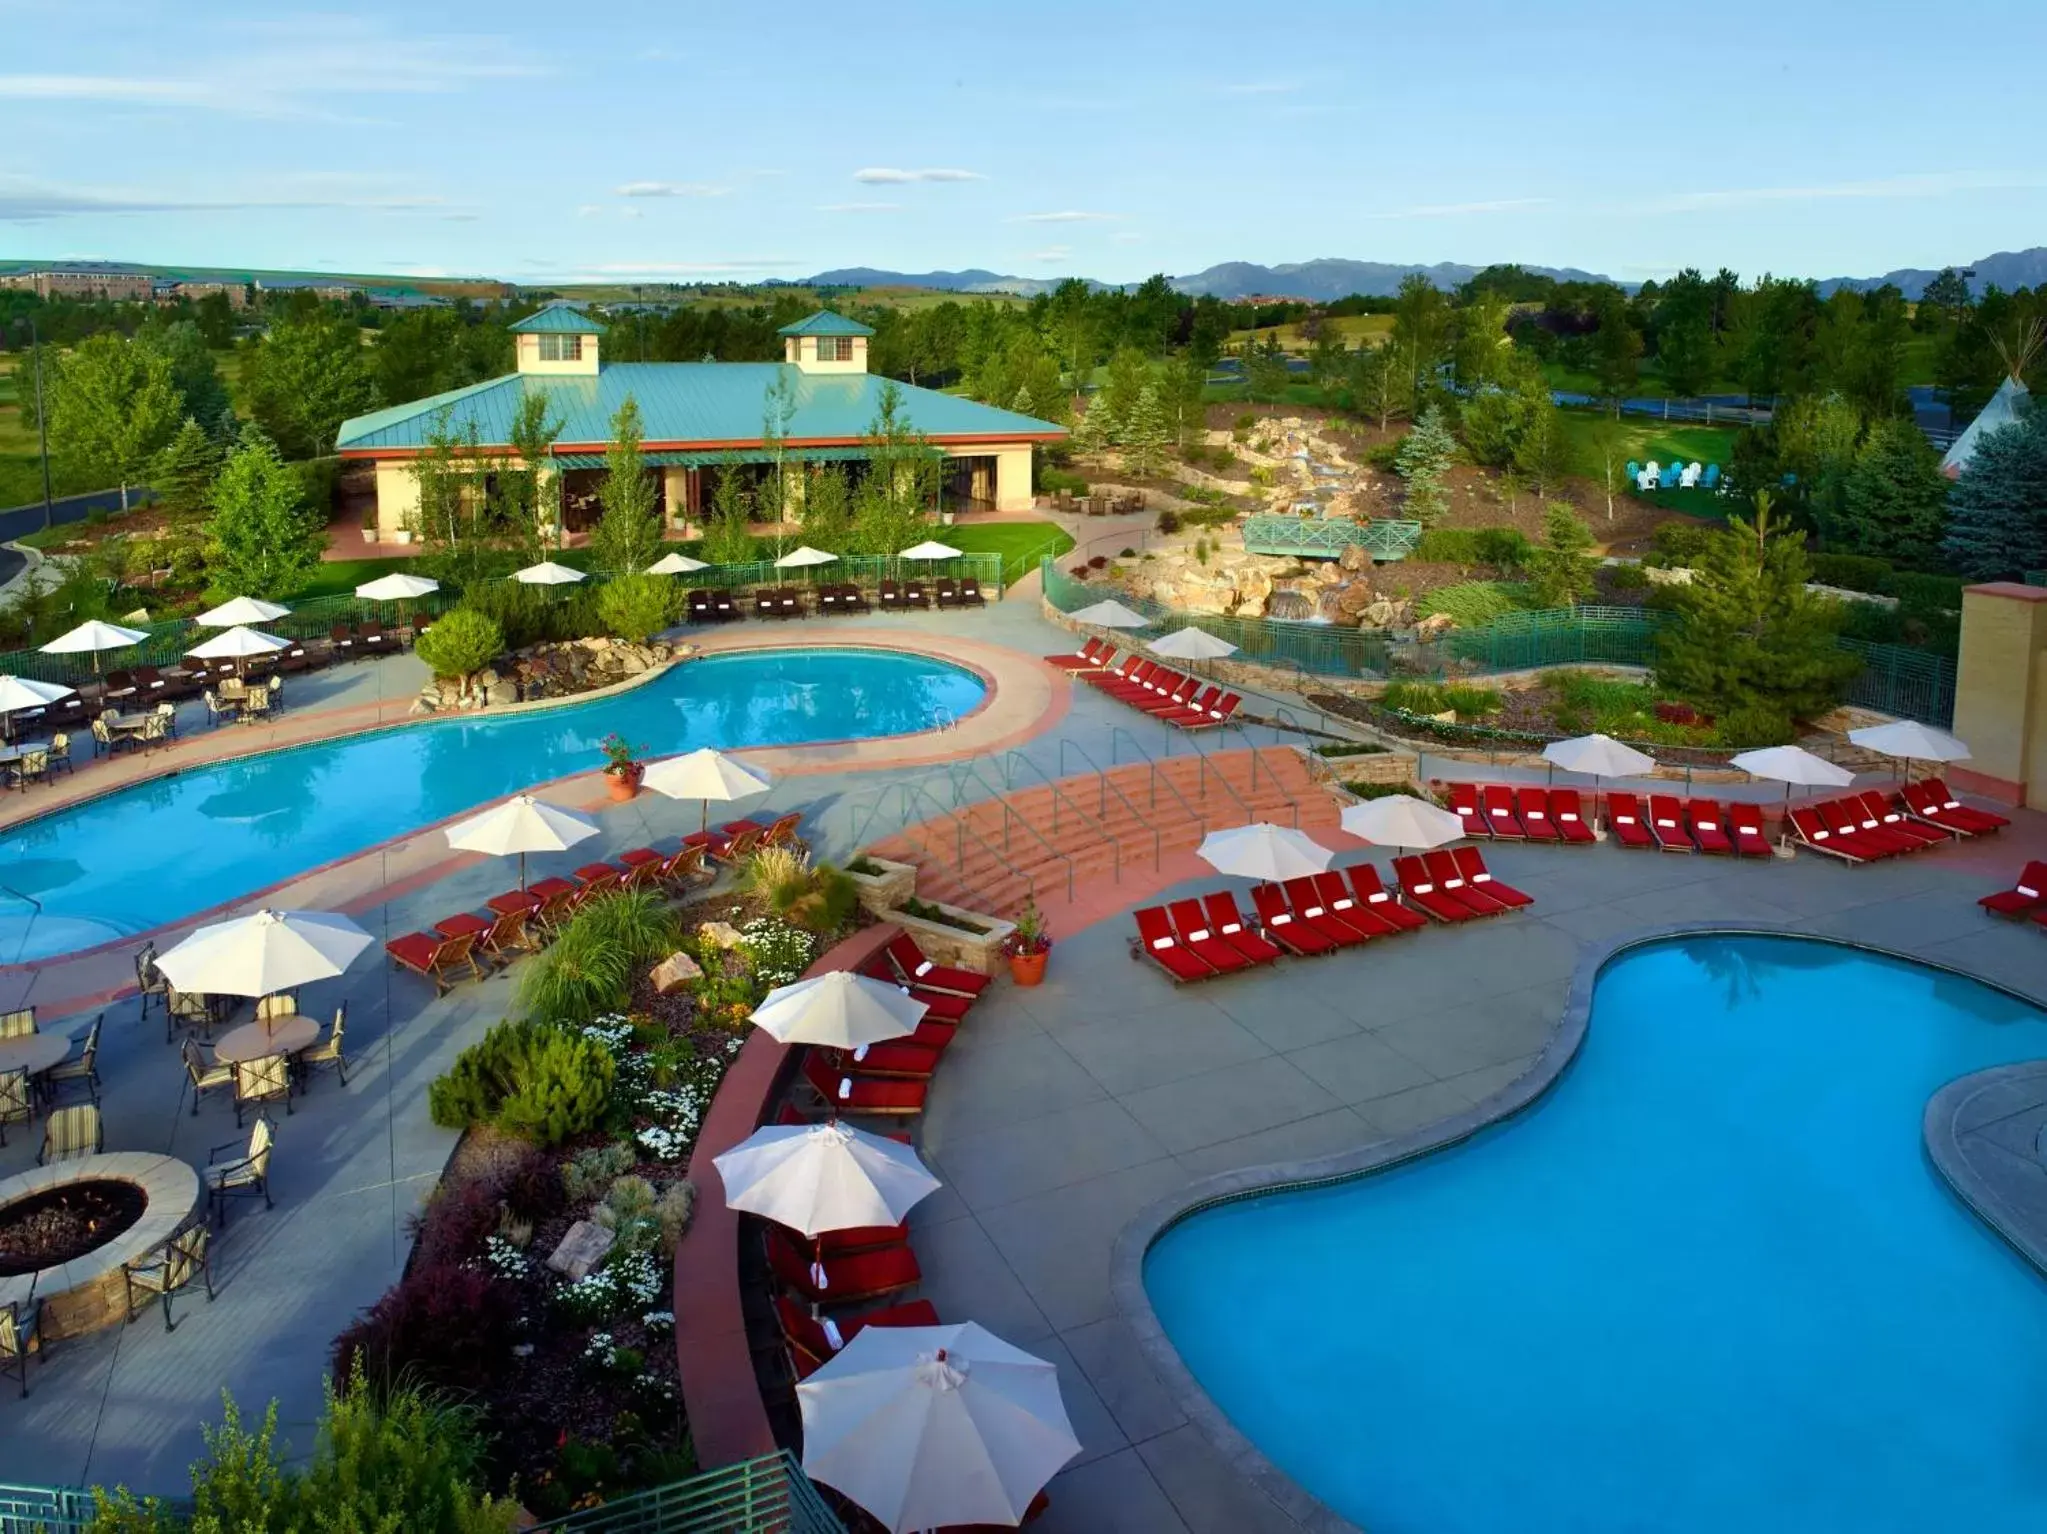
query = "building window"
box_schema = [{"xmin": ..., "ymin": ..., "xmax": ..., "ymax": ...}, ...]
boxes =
[
  {"xmin": 538, "ymin": 334, "xmax": 583, "ymax": 363},
  {"xmin": 816, "ymin": 336, "xmax": 852, "ymax": 363}
]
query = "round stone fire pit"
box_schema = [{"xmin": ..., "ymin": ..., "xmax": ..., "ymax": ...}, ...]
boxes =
[{"xmin": 0, "ymin": 1154, "xmax": 201, "ymax": 1340}]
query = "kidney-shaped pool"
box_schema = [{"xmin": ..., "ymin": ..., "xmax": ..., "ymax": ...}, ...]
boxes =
[
  {"xmin": 1144, "ymin": 936, "xmax": 2047, "ymax": 1533},
  {"xmin": 0, "ymin": 647, "xmax": 984, "ymax": 962}
]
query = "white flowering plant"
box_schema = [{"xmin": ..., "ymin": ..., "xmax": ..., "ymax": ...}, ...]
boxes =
[
  {"xmin": 481, "ymin": 1235, "xmax": 529, "ymax": 1281},
  {"xmin": 738, "ymin": 918, "xmax": 816, "ymax": 989}
]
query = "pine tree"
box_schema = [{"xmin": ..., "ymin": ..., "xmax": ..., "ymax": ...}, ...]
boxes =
[
  {"xmin": 1072, "ymin": 393, "xmax": 1117, "ymax": 455},
  {"xmin": 1943, "ymin": 405, "xmax": 2047, "ymax": 579},
  {"xmin": 702, "ymin": 460, "xmax": 757, "ymax": 565},
  {"xmin": 1011, "ymin": 384, "xmax": 1035, "ymax": 418},
  {"xmin": 1654, "ymin": 492, "xmax": 1862, "ymax": 741},
  {"xmin": 1123, "ymin": 383, "xmax": 1170, "ymax": 477},
  {"xmin": 1511, "ymin": 396, "xmax": 1577, "ymax": 498},
  {"xmin": 152, "ymin": 417, "xmax": 222, "ymax": 524},
  {"xmin": 202, "ymin": 428, "xmax": 324, "ymax": 599},
  {"xmin": 1836, "ymin": 419, "xmax": 1951, "ymax": 567},
  {"xmin": 1529, "ymin": 504, "xmax": 1598, "ymax": 608},
  {"xmin": 1394, "ymin": 404, "xmax": 1458, "ymax": 523}
]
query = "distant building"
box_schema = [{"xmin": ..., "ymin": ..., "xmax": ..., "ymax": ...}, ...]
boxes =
[
  {"xmin": 256, "ymin": 278, "xmax": 359, "ymax": 302},
  {"xmin": 0, "ymin": 264, "xmax": 156, "ymax": 302},
  {"xmin": 174, "ymin": 280, "xmax": 252, "ymax": 309},
  {"xmin": 337, "ymin": 304, "xmax": 1063, "ymax": 538},
  {"xmin": 367, "ymin": 291, "xmax": 452, "ymax": 310}
]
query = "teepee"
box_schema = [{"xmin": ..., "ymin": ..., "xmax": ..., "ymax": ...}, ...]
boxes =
[{"xmin": 1943, "ymin": 321, "xmax": 2042, "ymax": 480}]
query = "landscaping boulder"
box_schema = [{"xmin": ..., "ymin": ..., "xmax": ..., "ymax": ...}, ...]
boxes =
[
  {"xmin": 1416, "ymin": 613, "xmax": 1458, "ymax": 642},
  {"xmin": 697, "ymin": 920, "xmax": 745, "ymax": 951},
  {"xmin": 650, "ymin": 950, "xmax": 704, "ymax": 995},
  {"xmin": 546, "ymin": 1220, "xmax": 614, "ymax": 1281},
  {"xmin": 1361, "ymin": 599, "xmax": 1401, "ymax": 629},
  {"xmin": 1338, "ymin": 541, "xmax": 1372, "ymax": 573}
]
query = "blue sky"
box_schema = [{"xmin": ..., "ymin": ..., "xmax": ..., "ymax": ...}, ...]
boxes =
[{"xmin": 4, "ymin": 0, "xmax": 2045, "ymax": 286}]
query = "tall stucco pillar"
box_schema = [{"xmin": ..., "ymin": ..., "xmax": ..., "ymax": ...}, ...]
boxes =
[
  {"xmin": 992, "ymin": 446, "xmax": 1034, "ymax": 512},
  {"xmin": 1950, "ymin": 582, "xmax": 2047, "ymax": 807},
  {"xmin": 373, "ymin": 461, "xmax": 420, "ymax": 539},
  {"xmin": 662, "ymin": 467, "xmax": 693, "ymax": 534}
]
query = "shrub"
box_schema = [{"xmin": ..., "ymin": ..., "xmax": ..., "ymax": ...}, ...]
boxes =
[
  {"xmin": 428, "ymin": 1019, "xmax": 616, "ymax": 1148},
  {"xmin": 496, "ymin": 1145, "xmax": 567, "ymax": 1222},
  {"xmin": 1648, "ymin": 520, "xmax": 1717, "ymax": 565},
  {"xmin": 332, "ymin": 1261, "xmax": 523, "ymax": 1399},
  {"xmin": 518, "ymin": 890, "xmax": 680, "ymax": 1022},
  {"xmin": 1717, "ymin": 703, "xmax": 1795, "ymax": 746},
  {"xmin": 594, "ymin": 1175, "xmax": 661, "ymax": 1254},
  {"xmin": 1412, "ymin": 526, "xmax": 1534, "ymax": 569},
  {"xmin": 1604, "ymin": 562, "xmax": 1649, "ymax": 590},
  {"xmin": 595, "ymin": 572, "xmax": 678, "ymax": 643},
  {"xmin": 1037, "ymin": 466, "xmax": 1087, "ymax": 497},
  {"xmin": 1343, "ymin": 780, "xmax": 1414, "ymax": 801},
  {"xmin": 1155, "ymin": 509, "xmax": 1181, "ymax": 535},
  {"xmin": 1233, "ymin": 412, "xmax": 1258, "ymax": 433},
  {"xmin": 414, "ymin": 607, "xmax": 504, "ymax": 682},
  {"xmin": 1414, "ymin": 581, "xmax": 1535, "ymax": 626},
  {"xmin": 1807, "ymin": 552, "xmax": 1895, "ymax": 595},
  {"xmin": 1892, "ymin": 571, "xmax": 1964, "ymax": 612},
  {"xmin": 1364, "ymin": 437, "xmax": 1404, "ymax": 472},
  {"xmin": 563, "ymin": 1141, "xmax": 637, "ymax": 1204},
  {"xmin": 410, "ymin": 1176, "xmax": 504, "ymax": 1270},
  {"xmin": 1442, "ymin": 684, "xmax": 1503, "ymax": 716}
]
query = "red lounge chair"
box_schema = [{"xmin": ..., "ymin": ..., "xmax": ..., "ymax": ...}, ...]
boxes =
[
  {"xmin": 1344, "ymin": 863, "xmax": 1428, "ymax": 930},
  {"xmin": 1789, "ymin": 806, "xmax": 1870, "ymax": 863},
  {"xmin": 1131, "ymin": 906, "xmax": 1217, "ymax": 981},
  {"xmin": 1250, "ymin": 882, "xmax": 1338, "ymax": 954},
  {"xmin": 1200, "ymin": 891, "xmax": 1286, "ymax": 963},
  {"xmin": 1392, "ymin": 855, "xmax": 1476, "ymax": 923},
  {"xmin": 1858, "ymin": 790, "xmax": 1949, "ymax": 849},
  {"xmin": 384, "ymin": 929, "xmax": 482, "ymax": 994},
  {"xmin": 802, "ymin": 1051, "xmax": 927, "ymax": 1116},
  {"xmin": 776, "ymin": 1296, "xmax": 942, "ymax": 1378},
  {"xmin": 1165, "ymin": 899, "xmax": 1258, "ymax": 972},
  {"xmin": 720, "ymin": 811, "xmax": 805, "ymax": 847},
  {"xmin": 1605, "ymin": 792, "xmax": 1655, "ymax": 849},
  {"xmin": 767, "ymin": 1229, "xmax": 920, "ymax": 1308},
  {"xmin": 1909, "ymin": 778, "xmax": 2009, "ymax": 834},
  {"xmin": 1046, "ymin": 637, "xmax": 1113, "ymax": 673},
  {"xmin": 1421, "ymin": 850, "xmax": 1509, "ymax": 916},
  {"xmin": 857, "ymin": 957, "xmax": 973, "ymax": 1023},
  {"xmin": 1089, "ymin": 658, "xmax": 1156, "ymax": 696},
  {"xmin": 1818, "ymin": 799, "xmax": 1905, "ymax": 857},
  {"xmin": 1686, "ymin": 800, "xmax": 1733, "ymax": 855},
  {"xmin": 817, "ymin": 1221, "xmax": 911, "ymax": 1257},
  {"xmin": 1515, "ymin": 787, "xmax": 1561, "ymax": 843},
  {"xmin": 1311, "ymin": 870, "xmax": 1401, "ymax": 936},
  {"xmin": 1480, "ymin": 784, "xmax": 1525, "ymax": 839},
  {"xmin": 1448, "ymin": 782, "xmax": 1484, "ymax": 838},
  {"xmin": 1142, "ymin": 675, "xmax": 1203, "ymax": 716},
  {"xmin": 1549, "ymin": 788, "xmax": 1597, "ymax": 844},
  {"xmin": 884, "ymin": 933, "xmax": 991, "ymax": 998},
  {"xmin": 1176, "ymin": 692, "xmax": 1242, "ymax": 731},
  {"xmin": 1646, "ymin": 795, "xmax": 1695, "ymax": 853},
  {"xmin": 1729, "ymin": 801, "xmax": 1773, "ymax": 857},
  {"xmin": 1450, "ymin": 846, "xmax": 1533, "ymax": 908},
  {"xmin": 1981, "ymin": 863, "xmax": 2047, "ymax": 918},
  {"xmin": 1152, "ymin": 686, "xmax": 1221, "ymax": 728},
  {"xmin": 1280, "ymin": 876, "xmax": 1373, "ymax": 946},
  {"xmin": 827, "ymin": 1040, "xmax": 942, "ymax": 1080}
]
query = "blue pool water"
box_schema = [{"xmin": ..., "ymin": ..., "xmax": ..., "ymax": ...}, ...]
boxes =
[
  {"xmin": 1145, "ymin": 937, "xmax": 2047, "ymax": 1533},
  {"xmin": 0, "ymin": 648, "xmax": 983, "ymax": 962}
]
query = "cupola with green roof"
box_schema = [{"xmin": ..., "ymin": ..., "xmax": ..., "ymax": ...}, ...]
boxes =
[
  {"xmin": 512, "ymin": 302, "xmax": 604, "ymax": 376},
  {"xmin": 778, "ymin": 310, "xmax": 873, "ymax": 375}
]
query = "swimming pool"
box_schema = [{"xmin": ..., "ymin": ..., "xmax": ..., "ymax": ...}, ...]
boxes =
[
  {"xmin": 1144, "ymin": 936, "xmax": 2047, "ymax": 1533},
  {"xmin": 0, "ymin": 648, "xmax": 984, "ymax": 962}
]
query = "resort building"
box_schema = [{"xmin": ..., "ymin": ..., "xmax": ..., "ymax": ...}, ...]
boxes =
[
  {"xmin": 336, "ymin": 304, "xmax": 1064, "ymax": 539},
  {"xmin": 0, "ymin": 263, "xmax": 157, "ymax": 302}
]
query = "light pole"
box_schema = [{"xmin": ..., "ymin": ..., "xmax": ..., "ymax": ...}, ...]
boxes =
[{"xmin": 29, "ymin": 316, "xmax": 53, "ymax": 532}]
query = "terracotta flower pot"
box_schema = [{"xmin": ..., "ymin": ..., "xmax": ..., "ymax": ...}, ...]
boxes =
[
  {"xmin": 606, "ymin": 767, "xmax": 641, "ymax": 802},
  {"xmin": 1007, "ymin": 950, "xmax": 1048, "ymax": 987}
]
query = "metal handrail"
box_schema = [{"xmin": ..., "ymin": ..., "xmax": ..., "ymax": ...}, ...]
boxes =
[
  {"xmin": 936, "ymin": 756, "xmax": 1083, "ymax": 898},
  {"xmin": 995, "ymin": 747, "xmax": 1153, "ymax": 875},
  {"xmin": 1054, "ymin": 737, "xmax": 1169, "ymax": 870},
  {"xmin": 1109, "ymin": 723, "xmax": 1261, "ymax": 828},
  {"xmin": 848, "ymin": 770, "xmax": 1068, "ymax": 906}
]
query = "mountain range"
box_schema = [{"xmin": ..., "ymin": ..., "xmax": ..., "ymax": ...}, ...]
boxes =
[{"xmin": 1813, "ymin": 248, "xmax": 2047, "ymax": 300}]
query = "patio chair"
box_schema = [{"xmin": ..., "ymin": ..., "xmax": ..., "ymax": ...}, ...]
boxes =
[
  {"xmin": 359, "ymin": 621, "xmax": 389, "ymax": 653},
  {"xmin": 1788, "ymin": 805, "xmax": 1870, "ymax": 863},
  {"xmin": 1248, "ymin": 882, "xmax": 1337, "ymax": 955},
  {"xmin": 686, "ymin": 589, "xmax": 714, "ymax": 622},
  {"xmin": 766, "ymin": 1227, "xmax": 920, "ymax": 1309},
  {"xmin": 1981, "ymin": 863, "xmax": 2047, "ymax": 918},
  {"xmin": 883, "ymin": 932, "xmax": 991, "ymax": 999},
  {"xmin": 1605, "ymin": 792, "xmax": 1655, "ymax": 849},
  {"xmin": 1703, "ymin": 464, "xmax": 1722, "ymax": 490},
  {"xmin": 824, "ymin": 1035, "xmax": 943, "ymax": 1080},
  {"xmin": 1481, "ymin": 785, "xmax": 1524, "ymax": 839},
  {"xmin": 800, "ymin": 1050, "xmax": 926, "ymax": 1117},
  {"xmin": 1420, "ymin": 850, "xmax": 1511, "ymax": 916},
  {"xmin": 1686, "ymin": 800, "xmax": 1734, "ymax": 855},
  {"xmin": 1447, "ymin": 783, "xmax": 1484, "ymax": 837},
  {"xmin": 1449, "ymin": 847, "xmax": 1533, "ymax": 909},
  {"xmin": 134, "ymin": 941, "xmax": 168, "ymax": 1018},
  {"xmin": 751, "ymin": 589, "xmax": 779, "ymax": 619},
  {"xmin": 297, "ymin": 1005, "xmax": 348, "ymax": 1088},
  {"xmin": 856, "ymin": 956, "xmax": 972, "ymax": 1023},
  {"xmin": 331, "ymin": 622, "xmax": 357, "ymax": 654},
  {"xmin": 837, "ymin": 584, "xmax": 870, "ymax": 613},
  {"xmin": 1131, "ymin": 905, "xmax": 1219, "ymax": 980},
  {"xmin": 1280, "ymin": 875, "xmax": 1375, "ymax": 945},
  {"xmin": 1858, "ymin": 790, "xmax": 1950, "ymax": 849},
  {"xmin": 1548, "ymin": 788, "xmax": 1598, "ymax": 844},
  {"xmin": 205, "ymin": 1116, "xmax": 275, "ymax": 1226},
  {"xmin": 7, "ymin": 746, "xmax": 49, "ymax": 791},
  {"xmin": 1310, "ymin": 870, "xmax": 1401, "ymax": 936},
  {"xmin": 1624, "ymin": 460, "xmax": 1640, "ymax": 483},
  {"xmin": 0, "ymin": 1068, "xmax": 30, "ymax": 1147},
  {"xmin": 238, "ymin": 688, "xmax": 273, "ymax": 725},
  {"xmin": 1900, "ymin": 780, "xmax": 2003, "ymax": 836},
  {"xmin": 778, "ymin": 588, "xmax": 804, "ymax": 617},
  {"xmin": 1817, "ymin": 798, "xmax": 1906, "ymax": 857},
  {"xmin": 384, "ymin": 928, "xmax": 482, "ymax": 994},
  {"xmin": 1391, "ymin": 854, "xmax": 1478, "ymax": 923},
  {"xmin": 1342, "ymin": 864, "xmax": 1429, "ymax": 930},
  {"xmin": 1174, "ymin": 692, "xmax": 1244, "ymax": 731},
  {"xmin": 1166, "ymin": 899, "xmax": 1261, "ymax": 972},
  {"xmin": 775, "ymin": 1294, "xmax": 942, "ymax": 1379},
  {"xmin": 0, "ymin": 1284, "xmax": 43, "ymax": 1397},
  {"xmin": 0, "ymin": 1007, "xmax": 34, "ymax": 1039},
  {"xmin": 232, "ymin": 1052, "xmax": 292, "ymax": 1128},
  {"xmin": 167, "ymin": 986, "xmax": 217, "ymax": 1045},
  {"xmin": 256, "ymin": 991, "xmax": 298, "ymax": 1022},
  {"xmin": 46, "ymin": 732, "xmax": 72, "ymax": 775},
  {"xmin": 1514, "ymin": 787, "xmax": 1560, "ymax": 842},
  {"xmin": 89, "ymin": 715, "xmax": 117, "ymax": 756},
  {"xmin": 934, "ymin": 578, "xmax": 960, "ymax": 608},
  {"xmin": 1729, "ymin": 801, "xmax": 1772, "ymax": 857},
  {"xmin": 879, "ymin": 580, "xmax": 903, "ymax": 611},
  {"xmin": 178, "ymin": 1037, "xmax": 230, "ymax": 1117},
  {"xmin": 527, "ymin": 879, "xmax": 579, "ymax": 932},
  {"xmin": 43, "ymin": 1013, "xmax": 102, "ymax": 1105},
  {"xmin": 711, "ymin": 590, "xmax": 737, "ymax": 621},
  {"xmin": 124, "ymin": 1224, "xmax": 213, "ymax": 1332},
  {"xmin": 1646, "ymin": 795, "xmax": 1695, "ymax": 852},
  {"xmin": 103, "ymin": 668, "xmax": 139, "ymax": 701},
  {"xmin": 202, "ymin": 689, "xmax": 238, "ymax": 727},
  {"xmin": 1198, "ymin": 891, "xmax": 1287, "ymax": 962},
  {"xmin": 900, "ymin": 581, "xmax": 928, "ymax": 609},
  {"xmin": 38, "ymin": 1103, "xmax": 102, "ymax": 1165},
  {"xmin": 959, "ymin": 577, "xmax": 986, "ymax": 606},
  {"xmin": 1660, "ymin": 463, "xmax": 1682, "ymax": 489}
]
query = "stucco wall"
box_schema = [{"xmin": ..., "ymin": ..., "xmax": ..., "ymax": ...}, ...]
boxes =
[
  {"xmin": 514, "ymin": 333, "xmax": 600, "ymax": 376},
  {"xmin": 1952, "ymin": 582, "xmax": 2047, "ymax": 806},
  {"xmin": 372, "ymin": 461, "xmax": 421, "ymax": 538},
  {"xmin": 992, "ymin": 443, "xmax": 1033, "ymax": 511}
]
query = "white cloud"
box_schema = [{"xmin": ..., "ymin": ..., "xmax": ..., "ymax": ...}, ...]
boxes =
[
  {"xmin": 1023, "ymin": 245, "xmax": 1073, "ymax": 263},
  {"xmin": 576, "ymin": 204, "xmax": 602, "ymax": 218},
  {"xmin": 852, "ymin": 167, "xmax": 986, "ymax": 184},
  {"xmin": 614, "ymin": 180, "xmax": 729, "ymax": 198},
  {"xmin": 1647, "ymin": 172, "xmax": 2047, "ymax": 213},
  {"xmin": 1366, "ymin": 197, "xmax": 1552, "ymax": 220},
  {"xmin": 0, "ymin": 175, "xmax": 448, "ymax": 222},
  {"xmin": 1011, "ymin": 210, "xmax": 1118, "ymax": 224},
  {"xmin": 819, "ymin": 201, "xmax": 902, "ymax": 214}
]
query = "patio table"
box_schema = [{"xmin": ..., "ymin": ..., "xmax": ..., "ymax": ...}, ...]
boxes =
[
  {"xmin": 213, "ymin": 1014, "xmax": 319, "ymax": 1065},
  {"xmin": 0, "ymin": 1033, "xmax": 68, "ymax": 1079}
]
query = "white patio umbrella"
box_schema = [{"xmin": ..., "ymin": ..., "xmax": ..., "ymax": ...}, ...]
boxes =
[
  {"xmin": 1340, "ymin": 794, "xmax": 1466, "ymax": 849},
  {"xmin": 1541, "ymin": 731, "xmax": 1656, "ymax": 812},
  {"xmin": 750, "ymin": 970, "xmax": 924, "ymax": 1050},
  {"xmin": 641, "ymin": 746, "xmax": 774, "ymax": 833},
  {"xmin": 646, "ymin": 551, "xmax": 710, "ymax": 575},
  {"xmin": 154, "ymin": 908, "xmax": 373, "ymax": 998},
  {"xmin": 898, "ymin": 540, "xmax": 964, "ymax": 561},
  {"xmin": 186, "ymin": 626, "xmax": 291, "ymax": 676},
  {"xmin": 799, "ymin": 1322, "xmax": 1082, "ymax": 1534},
  {"xmin": 1197, "ymin": 822, "xmax": 1331, "ymax": 881},
  {"xmin": 512, "ymin": 560, "xmax": 586, "ymax": 586},
  {"xmin": 353, "ymin": 572, "xmax": 440, "ymax": 601},
  {"xmin": 1848, "ymin": 719, "xmax": 1971, "ymax": 779},
  {"xmin": 445, "ymin": 792, "xmax": 599, "ymax": 889},
  {"xmin": 1148, "ymin": 627, "xmax": 1238, "ymax": 661},
  {"xmin": 1730, "ymin": 745, "xmax": 1856, "ymax": 842},
  {"xmin": 774, "ymin": 546, "xmax": 839, "ymax": 569},
  {"xmin": 41, "ymin": 619, "xmax": 149, "ymax": 674},
  {"xmin": 1066, "ymin": 598, "xmax": 1151, "ymax": 630},
  {"xmin": 195, "ymin": 596, "xmax": 290, "ymax": 628},
  {"xmin": 0, "ymin": 675, "xmax": 76, "ymax": 713},
  {"xmin": 713, "ymin": 1119, "xmax": 941, "ymax": 1237}
]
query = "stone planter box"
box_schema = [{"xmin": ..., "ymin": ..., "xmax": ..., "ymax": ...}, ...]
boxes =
[
  {"xmin": 885, "ymin": 901, "xmax": 1016, "ymax": 977},
  {"xmin": 846, "ymin": 855, "xmax": 919, "ymax": 918},
  {"xmin": 1319, "ymin": 751, "xmax": 1415, "ymax": 787}
]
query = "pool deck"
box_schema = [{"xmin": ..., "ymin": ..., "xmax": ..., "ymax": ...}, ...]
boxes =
[
  {"xmin": 4, "ymin": 594, "xmax": 2045, "ymax": 1525},
  {"xmin": 1925, "ymin": 1061, "xmax": 2047, "ymax": 1275}
]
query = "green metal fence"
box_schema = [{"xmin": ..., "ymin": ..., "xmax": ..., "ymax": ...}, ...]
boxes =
[
  {"xmin": 530, "ymin": 1453, "xmax": 845, "ymax": 1534},
  {"xmin": 1436, "ymin": 606, "xmax": 1666, "ymax": 672},
  {"xmin": 1837, "ymin": 635, "xmax": 1957, "ymax": 726},
  {"xmin": 0, "ymin": 1480, "xmax": 96, "ymax": 1533},
  {"xmin": 1240, "ymin": 515, "xmax": 1423, "ymax": 562}
]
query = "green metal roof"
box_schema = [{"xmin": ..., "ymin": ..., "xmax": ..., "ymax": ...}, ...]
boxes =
[
  {"xmin": 776, "ymin": 310, "xmax": 875, "ymax": 338},
  {"xmin": 509, "ymin": 303, "xmax": 607, "ymax": 335},
  {"xmin": 552, "ymin": 446, "xmax": 888, "ymax": 469},
  {"xmin": 336, "ymin": 362, "xmax": 1063, "ymax": 454}
]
